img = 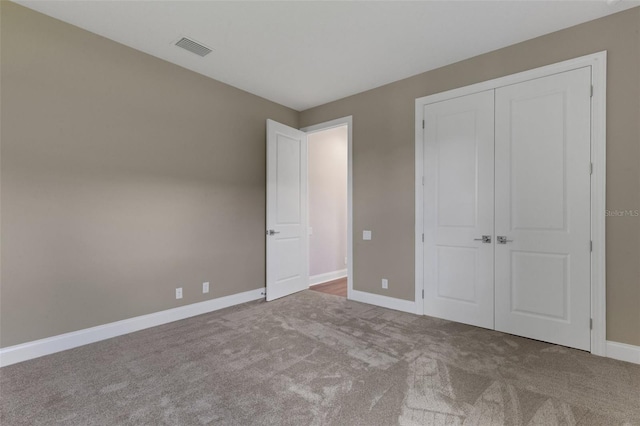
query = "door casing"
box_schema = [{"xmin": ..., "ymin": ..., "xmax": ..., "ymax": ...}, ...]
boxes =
[{"xmin": 414, "ymin": 51, "xmax": 607, "ymax": 356}]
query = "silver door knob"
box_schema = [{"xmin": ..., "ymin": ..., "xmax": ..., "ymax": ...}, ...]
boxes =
[
  {"xmin": 474, "ymin": 235, "xmax": 492, "ymax": 243},
  {"xmin": 497, "ymin": 236, "xmax": 513, "ymax": 244},
  {"xmin": 266, "ymin": 229, "xmax": 280, "ymax": 236}
]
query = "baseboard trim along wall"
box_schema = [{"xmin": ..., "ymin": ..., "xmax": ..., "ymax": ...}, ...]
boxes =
[
  {"xmin": 309, "ymin": 269, "xmax": 347, "ymax": 286},
  {"xmin": 349, "ymin": 289, "xmax": 417, "ymax": 314},
  {"xmin": 606, "ymin": 340, "xmax": 640, "ymax": 364},
  {"xmin": 3, "ymin": 288, "xmax": 637, "ymax": 367},
  {"xmin": 0, "ymin": 288, "xmax": 265, "ymax": 367}
]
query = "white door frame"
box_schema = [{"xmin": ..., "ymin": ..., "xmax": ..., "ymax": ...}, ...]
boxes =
[
  {"xmin": 302, "ymin": 116, "xmax": 354, "ymax": 300},
  {"xmin": 415, "ymin": 51, "xmax": 607, "ymax": 356}
]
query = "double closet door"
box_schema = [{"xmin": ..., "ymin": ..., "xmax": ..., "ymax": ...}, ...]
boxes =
[{"xmin": 423, "ymin": 67, "xmax": 592, "ymax": 351}]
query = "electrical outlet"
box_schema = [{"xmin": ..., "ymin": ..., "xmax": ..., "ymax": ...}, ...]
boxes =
[
  {"xmin": 202, "ymin": 282, "xmax": 209, "ymax": 294},
  {"xmin": 363, "ymin": 230, "xmax": 372, "ymax": 240},
  {"xmin": 344, "ymin": 257, "xmax": 348, "ymax": 265},
  {"xmin": 176, "ymin": 287, "xmax": 183, "ymax": 299},
  {"xmin": 381, "ymin": 279, "xmax": 388, "ymax": 289}
]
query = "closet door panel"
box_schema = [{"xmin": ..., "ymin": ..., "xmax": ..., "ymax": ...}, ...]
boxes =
[
  {"xmin": 494, "ymin": 67, "xmax": 592, "ymax": 351},
  {"xmin": 423, "ymin": 90, "xmax": 495, "ymax": 329}
]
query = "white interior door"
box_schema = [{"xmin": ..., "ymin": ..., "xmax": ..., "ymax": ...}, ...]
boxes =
[
  {"xmin": 266, "ymin": 119, "xmax": 308, "ymax": 301},
  {"xmin": 494, "ymin": 68, "xmax": 592, "ymax": 350},
  {"xmin": 423, "ymin": 90, "xmax": 495, "ymax": 329}
]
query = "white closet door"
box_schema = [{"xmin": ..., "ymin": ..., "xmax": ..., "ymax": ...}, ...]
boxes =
[
  {"xmin": 494, "ymin": 68, "xmax": 592, "ymax": 350},
  {"xmin": 423, "ymin": 90, "xmax": 495, "ymax": 329}
]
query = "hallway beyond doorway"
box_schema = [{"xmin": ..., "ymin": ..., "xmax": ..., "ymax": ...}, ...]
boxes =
[{"xmin": 310, "ymin": 278, "xmax": 347, "ymax": 297}]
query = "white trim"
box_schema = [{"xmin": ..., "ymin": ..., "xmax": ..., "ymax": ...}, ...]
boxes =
[
  {"xmin": 415, "ymin": 51, "xmax": 607, "ymax": 356},
  {"xmin": 589, "ymin": 53, "xmax": 607, "ymax": 357},
  {"xmin": 415, "ymin": 94, "xmax": 425, "ymax": 316},
  {"xmin": 350, "ymin": 290, "xmax": 417, "ymax": 314},
  {"xmin": 301, "ymin": 116, "xmax": 354, "ymax": 301},
  {"xmin": 0, "ymin": 288, "xmax": 265, "ymax": 367},
  {"xmin": 606, "ymin": 341, "xmax": 640, "ymax": 365},
  {"xmin": 309, "ymin": 269, "xmax": 347, "ymax": 286},
  {"xmin": 416, "ymin": 53, "xmax": 604, "ymax": 106}
]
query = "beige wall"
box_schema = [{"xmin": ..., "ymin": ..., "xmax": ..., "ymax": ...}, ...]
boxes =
[
  {"xmin": 300, "ymin": 7, "xmax": 640, "ymax": 346},
  {"xmin": 0, "ymin": 2, "xmax": 298, "ymax": 347},
  {"xmin": 308, "ymin": 126, "xmax": 348, "ymax": 278}
]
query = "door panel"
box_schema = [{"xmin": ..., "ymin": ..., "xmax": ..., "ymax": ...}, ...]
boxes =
[
  {"xmin": 275, "ymin": 135, "xmax": 302, "ymax": 224},
  {"xmin": 510, "ymin": 252, "xmax": 568, "ymax": 319},
  {"xmin": 423, "ymin": 90, "xmax": 495, "ymax": 329},
  {"xmin": 266, "ymin": 120, "xmax": 308, "ymax": 301},
  {"xmin": 436, "ymin": 110, "xmax": 480, "ymax": 228},
  {"xmin": 509, "ymin": 91, "xmax": 567, "ymax": 231},
  {"xmin": 436, "ymin": 246, "xmax": 478, "ymax": 303},
  {"xmin": 494, "ymin": 68, "xmax": 591, "ymax": 350}
]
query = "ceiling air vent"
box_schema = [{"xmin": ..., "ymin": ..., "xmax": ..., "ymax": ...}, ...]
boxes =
[{"xmin": 175, "ymin": 37, "xmax": 212, "ymax": 57}]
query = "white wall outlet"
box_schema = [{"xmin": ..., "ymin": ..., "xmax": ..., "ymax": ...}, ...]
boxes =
[
  {"xmin": 176, "ymin": 287, "xmax": 183, "ymax": 299},
  {"xmin": 344, "ymin": 257, "xmax": 348, "ymax": 265},
  {"xmin": 202, "ymin": 282, "xmax": 209, "ymax": 294},
  {"xmin": 381, "ymin": 279, "xmax": 388, "ymax": 289},
  {"xmin": 363, "ymin": 230, "xmax": 372, "ymax": 240}
]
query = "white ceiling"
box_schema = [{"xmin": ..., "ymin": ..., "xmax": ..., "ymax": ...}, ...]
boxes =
[{"xmin": 14, "ymin": 1, "xmax": 640, "ymax": 111}]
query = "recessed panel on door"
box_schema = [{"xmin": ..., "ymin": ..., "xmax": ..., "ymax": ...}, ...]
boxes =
[
  {"xmin": 436, "ymin": 246, "xmax": 478, "ymax": 303},
  {"xmin": 494, "ymin": 67, "xmax": 591, "ymax": 351},
  {"xmin": 423, "ymin": 90, "xmax": 495, "ymax": 329},
  {"xmin": 436, "ymin": 110, "xmax": 479, "ymax": 228},
  {"xmin": 510, "ymin": 91, "xmax": 567, "ymax": 231},
  {"xmin": 511, "ymin": 252, "xmax": 568, "ymax": 320},
  {"xmin": 276, "ymin": 136, "xmax": 302, "ymax": 224}
]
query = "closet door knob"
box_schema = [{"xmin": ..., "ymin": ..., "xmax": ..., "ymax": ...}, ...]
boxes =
[{"xmin": 473, "ymin": 235, "xmax": 492, "ymax": 243}]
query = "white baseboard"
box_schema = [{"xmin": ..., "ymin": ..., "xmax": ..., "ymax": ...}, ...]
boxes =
[
  {"xmin": 309, "ymin": 269, "xmax": 347, "ymax": 286},
  {"xmin": 0, "ymin": 288, "xmax": 265, "ymax": 368},
  {"xmin": 349, "ymin": 289, "xmax": 417, "ymax": 314},
  {"xmin": 4, "ymin": 288, "xmax": 632, "ymax": 367},
  {"xmin": 606, "ymin": 340, "xmax": 640, "ymax": 364}
]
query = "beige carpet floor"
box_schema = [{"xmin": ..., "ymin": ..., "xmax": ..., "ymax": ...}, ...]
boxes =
[{"xmin": 1, "ymin": 290, "xmax": 639, "ymax": 425}]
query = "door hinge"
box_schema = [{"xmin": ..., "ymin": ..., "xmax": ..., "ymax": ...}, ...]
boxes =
[
  {"xmin": 422, "ymin": 119, "xmax": 425, "ymax": 129},
  {"xmin": 590, "ymin": 85, "xmax": 594, "ymax": 98},
  {"xmin": 590, "ymin": 240, "xmax": 593, "ymax": 252},
  {"xmin": 590, "ymin": 318, "xmax": 593, "ymax": 330},
  {"xmin": 422, "ymin": 289, "xmax": 424, "ymax": 299},
  {"xmin": 590, "ymin": 163, "xmax": 593, "ymax": 175},
  {"xmin": 422, "ymin": 233, "xmax": 424, "ymax": 243},
  {"xmin": 421, "ymin": 176, "xmax": 425, "ymax": 186}
]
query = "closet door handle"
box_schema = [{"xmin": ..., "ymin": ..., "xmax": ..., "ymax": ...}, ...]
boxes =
[
  {"xmin": 497, "ymin": 236, "xmax": 513, "ymax": 244},
  {"xmin": 474, "ymin": 235, "xmax": 492, "ymax": 243}
]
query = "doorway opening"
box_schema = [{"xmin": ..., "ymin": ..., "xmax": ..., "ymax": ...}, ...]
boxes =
[
  {"xmin": 301, "ymin": 116, "xmax": 353, "ymax": 299},
  {"xmin": 306, "ymin": 125, "xmax": 348, "ymax": 297}
]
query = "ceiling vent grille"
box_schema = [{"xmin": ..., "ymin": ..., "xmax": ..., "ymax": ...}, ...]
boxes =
[{"xmin": 175, "ymin": 37, "xmax": 212, "ymax": 57}]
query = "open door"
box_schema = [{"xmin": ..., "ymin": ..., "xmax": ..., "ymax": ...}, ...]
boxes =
[{"xmin": 266, "ymin": 119, "xmax": 309, "ymax": 301}]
